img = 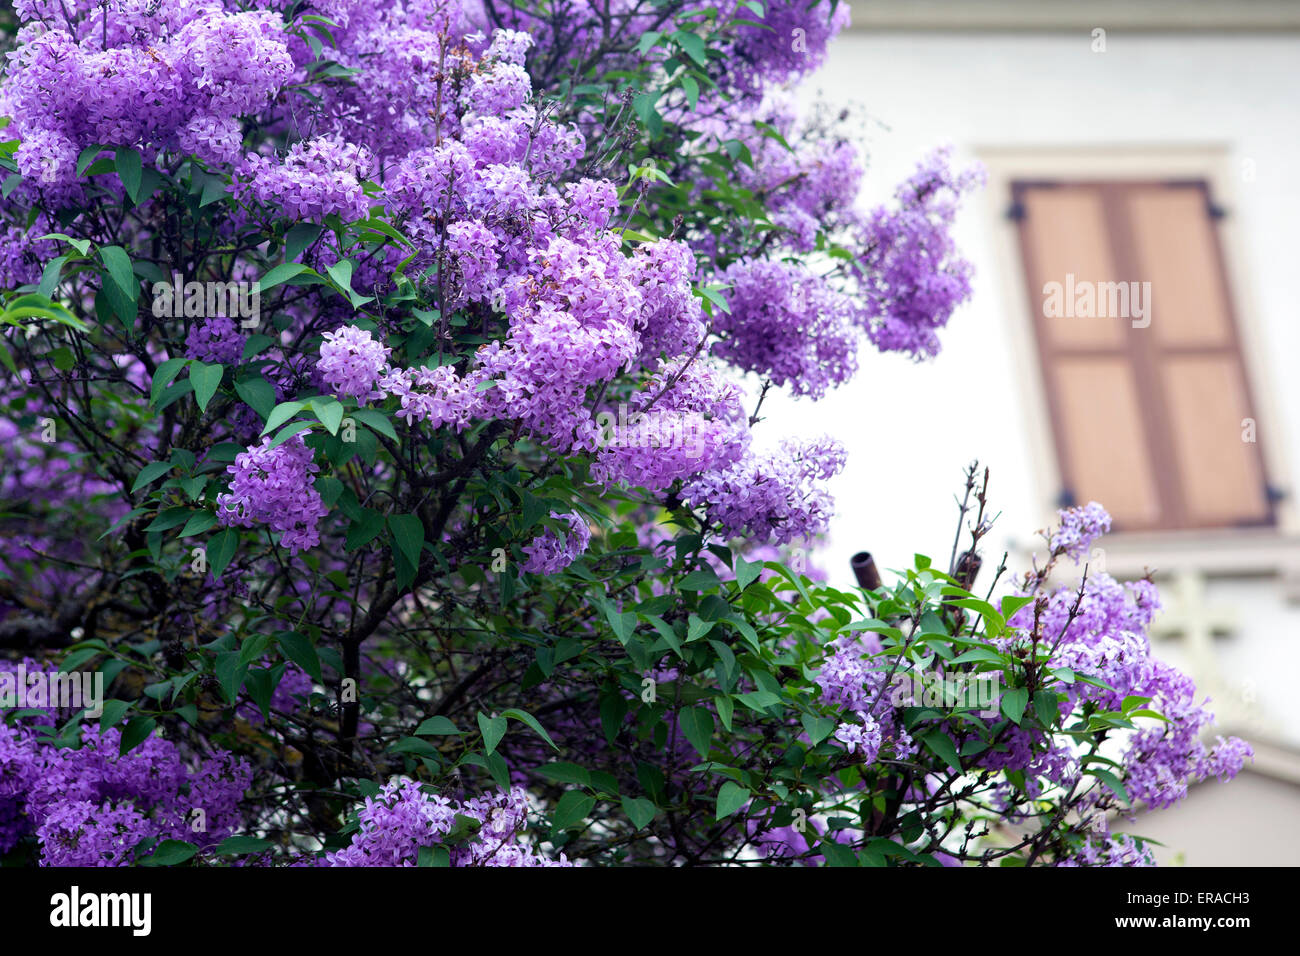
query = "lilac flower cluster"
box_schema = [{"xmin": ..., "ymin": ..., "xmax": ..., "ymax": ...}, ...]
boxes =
[
  {"xmin": 0, "ymin": 8, "xmax": 294, "ymax": 204},
  {"xmin": 316, "ymin": 325, "xmax": 392, "ymax": 403},
  {"xmin": 854, "ymin": 147, "xmax": 986, "ymax": 360},
  {"xmin": 233, "ymin": 138, "xmax": 375, "ymax": 224},
  {"xmin": 378, "ymin": 364, "xmax": 481, "ymax": 431},
  {"xmin": 726, "ymin": 1, "xmax": 852, "ymax": 96},
  {"xmin": 215, "ymin": 434, "xmax": 329, "ymax": 555},
  {"xmin": 521, "ymin": 511, "xmax": 592, "ymax": 575},
  {"xmin": 1055, "ymin": 831, "xmax": 1156, "ymax": 867},
  {"xmin": 814, "ymin": 631, "xmax": 916, "ymax": 766},
  {"xmin": 1049, "ymin": 501, "xmax": 1112, "ymax": 561},
  {"xmin": 185, "ymin": 317, "xmax": 248, "ymax": 366},
  {"xmin": 1000, "ymin": 505, "xmax": 1253, "ymax": 807},
  {"xmin": 713, "ymin": 259, "xmax": 858, "ymax": 399},
  {"xmin": 682, "ymin": 437, "xmax": 848, "ymax": 544},
  {"xmin": 0, "ymin": 3, "xmax": 980, "ymax": 558},
  {"xmin": 1, "ymin": 660, "xmax": 251, "ymax": 864},
  {"xmin": 588, "ymin": 360, "xmax": 748, "ymax": 493},
  {"xmin": 322, "ymin": 776, "xmax": 570, "ymax": 867}
]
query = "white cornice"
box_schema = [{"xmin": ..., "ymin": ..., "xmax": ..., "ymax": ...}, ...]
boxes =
[{"xmin": 845, "ymin": 0, "xmax": 1300, "ymax": 33}]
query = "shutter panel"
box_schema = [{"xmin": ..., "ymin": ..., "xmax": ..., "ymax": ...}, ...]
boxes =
[
  {"xmin": 1013, "ymin": 179, "xmax": 1273, "ymax": 531},
  {"xmin": 1161, "ymin": 356, "xmax": 1268, "ymax": 524},
  {"xmin": 1128, "ymin": 186, "xmax": 1232, "ymax": 347},
  {"xmin": 1022, "ymin": 186, "xmax": 1126, "ymax": 350},
  {"xmin": 1123, "ymin": 183, "xmax": 1271, "ymax": 526},
  {"xmin": 1054, "ymin": 357, "xmax": 1162, "ymax": 525},
  {"xmin": 1016, "ymin": 182, "xmax": 1165, "ymax": 529}
]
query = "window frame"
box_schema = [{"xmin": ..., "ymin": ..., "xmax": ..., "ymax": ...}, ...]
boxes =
[
  {"xmin": 974, "ymin": 146, "xmax": 1296, "ymax": 551},
  {"xmin": 1010, "ymin": 176, "xmax": 1275, "ymax": 532}
]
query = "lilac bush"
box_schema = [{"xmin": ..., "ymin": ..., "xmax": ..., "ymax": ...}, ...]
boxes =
[{"xmin": 0, "ymin": 1, "xmax": 1248, "ymax": 867}]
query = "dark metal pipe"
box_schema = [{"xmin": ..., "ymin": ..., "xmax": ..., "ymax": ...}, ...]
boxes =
[{"xmin": 850, "ymin": 551, "xmax": 881, "ymax": 591}]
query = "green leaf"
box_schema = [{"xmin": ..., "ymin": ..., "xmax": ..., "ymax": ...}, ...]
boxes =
[
  {"xmin": 1000, "ymin": 687, "xmax": 1029, "ymax": 724},
  {"xmin": 622, "ymin": 796, "xmax": 656, "ymax": 830},
  {"xmin": 115, "ymin": 147, "xmax": 142, "ymax": 203},
  {"xmin": 98, "ymin": 699, "xmax": 132, "ymax": 731},
  {"xmin": 388, "ymin": 513, "xmax": 424, "ymax": 567},
  {"xmin": 678, "ymin": 567, "xmax": 721, "ymax": 590},
  {"xmin": 415, "ymin": 716, "xmax": 461, "ymax": 736},
  {"xmin": 477, "ymin": 711, "xmax": 507, "ymax": 755},
  {"xmin": 801, "ymin": 714, "xmax": 837, "ymax": 746},
  {"xmin": 679, "ymin": 706, "xmax": 714, "ymax": 760},
  {"xmin": 1090, "ymin": 768, "xmax": 1131, "ymax": 805},
  {"xmin": 922, "ymin": 730, "xmax": 962, "ymax": 773},
  {"xmin": 179, "ymin": 511, "xmax": 217, "ymax": 537},
  {"xmin": 284, "ymin": 223, "xmax": 322, "ymax": 263},
  {"xmin": 733, "ymin": 556, "xmax": 762, "ymax": 592},
  {"xmin": 537, "ymin": 762, "xmax": 590, "ymax": 786},
  {"xmin": 344, "ymin": 509, "xmax": 386, "ymax": 551},
  {"xmin": 214, "ymin": 651, "xmax": 247, "ymax": 705},
  {"xmin": 349, "ymin": 407, "xmax": 398, "ymax": 442},
  {"xmin": 207, "ymin": 527, "xmax": 239, "ymax": 578},
  {"xmin": 189, "ymin": 361, "xmax": 223, "ymax": 413},
  {"xmin": 146, "ymin": 506, "xmax": 193, "ymax": 533},
  {"xmin": 673, "ymin": 30, "xmax": 708, "ymax": 67},
  {"xmin": 234, "ymin": 377, "xmax": 276, "ymax": 419},
  {"xmin": 551, "ymin": 790, "xmax": 596, "ymax": 831},
  {"xmin": 76, "ymin": 144, "xmax": 106, "ymax": 177},
  {"xmin": 213, "ymin": 836, "xmax": 274, "ymax": 856},
  {"xmin": 276, "ymin": 630, "xmax": 323, "ymax": 683},
  {"xmin": 501, "ymin": 708, "xmax": 559, "ymax": 751},
  {"xmin": 325, "ymin": 258, "xmax": 372, "ymax": 308},
  {"xmin": 681, "ymin": 74, "xmax": 700, "ymax": 110},
  {"xmin": 38, "ymin": 255, "xmax": 66, "ymax": 299},
  {"xmin": 98, "ymin": 245, "xmax": 138, "ymax": 302},
  {"xmin": 600, "ymin": 691, "xmax": 628, "ymax": 745},
  {"xmin": 262, "ymin": 400, "xmax": 306, "ymax": 436},
  {"xmin": 999, "ymin": 595, "xmax": 1035, "ymax": 619},
  {"xmin": 119, "ymin": 715, "xmax": 157, "ymax": 755},
  {"xmin": 686, "ymin": 613, "xmax": 714, "ymax": 642},
  {"xmin": 312, "ymin": 397, "xmax": 344, "ymax": 435},
  {"xmin": 256, "ymin": 262, "xmax": 311, "ymax": 295},
  {"xmin": 132, "ymin": 461, "xmax": 174, "ymax": 494},
  {"xmin": 715, "ymin": 694, "xmax": 734, "ymax": 731},
  {"xmin": 150, "ymin": 358, "xmax": 192, "ymax": 406},
  {"xmin": 715, "ymin": 781, "xmax": 750, "ymax": 820},
  {"xmin": 141, "ymin": 839, "xmax": 196, "ymax": 867}
]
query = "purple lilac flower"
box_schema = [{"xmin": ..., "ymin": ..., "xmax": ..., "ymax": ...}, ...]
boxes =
[
  {"xmin": 215, "ymin": 434, "xmax": 328, "ymax": 555},
  {"xmin": 1050, "ymin": 501, "xmax": 1112, "ymax": 561},
  {"xmin": 185, "ymin": 316, "xmax": 247, "ymax": 365},
  {"xmin": 682, "ymin": 437, "xmax": 847, "ymax": 545},
  {"xmin": 322, "ymin": 776, "xmax": 570, "ymax": 868},
  {"xmin": 521, "ymin": 511, "xmax": 591, "ymax": 575},
  {"xmin": 317, "ymin": 325, "xmax": 392, "ymax": 403},
  {"xmin": 855, "ymin": 147, "xmax": 985, "ymax": 360}
]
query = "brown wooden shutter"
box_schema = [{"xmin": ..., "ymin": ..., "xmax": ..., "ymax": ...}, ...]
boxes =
[{"xmin": 1013, "ymin": 179, "xmax": 1273, "ymax": 532}]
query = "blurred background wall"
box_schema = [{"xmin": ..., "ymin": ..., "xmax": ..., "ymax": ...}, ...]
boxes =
[{"xmin": 764, "ymin": 0, "xmax": 1300, "ymax": 864}]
